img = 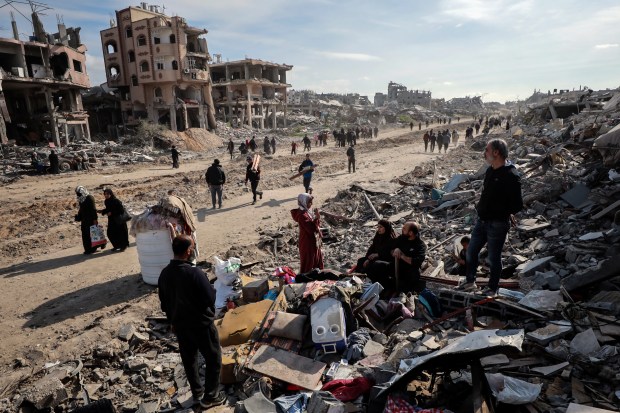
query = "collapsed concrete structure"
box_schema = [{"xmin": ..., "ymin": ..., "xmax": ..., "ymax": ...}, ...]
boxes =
[
  {"xmin": 0, "ymin": 10, "xmax": 91, "ymax": 146},
  {"xmin": 210, "ymin": 58, "xmax": 292, "ymax": 129},
  {"xmin": 374, "ymin": 81, "xmax": 432, "ymax": 108},
  {"xmin": 99, "ymin": 3, "xmax": 217, "ymax": 132}
]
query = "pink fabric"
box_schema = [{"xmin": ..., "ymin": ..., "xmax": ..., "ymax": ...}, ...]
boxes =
[
  {"xmin": 321, "ymin": 377, "xmax": 374, "ymax": 402},
  {"xmin": 291, "ymin": 208, "xmax": 324, "ymax": 273}
]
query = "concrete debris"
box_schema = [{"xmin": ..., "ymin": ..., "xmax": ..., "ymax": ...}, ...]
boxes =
[{"xmin": 4, "ymin": 88, "xmax": 620, "ymax": 413}]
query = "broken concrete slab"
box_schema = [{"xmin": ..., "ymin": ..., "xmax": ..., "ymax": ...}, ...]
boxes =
[
  {"xmin": 592, "ymin": 199, "xmax": 620, "ymax": 220},
  {"xmin": 516, "ymin": 256, "xmax": 554, "ymax": 277},
  {"xmin": 480, "ymin": 354, "xmax": 509, "ymax": 367},
  {"xmin": 578, "ymin": 231, "xmax": 604, "ymax": 241},
  {"xmin": 362, "ymin": 340, "xmax": 384, "ymax": 358},
  {"xmin": 566, "ymin": 403, "xmax": 617, "ymax": 413},
  {"xmin": 562, "ymin": 254, "xmax": 620, "ymax": 291},
  {"xmin": 20, "ymin": 376, "xmax": 68, "ymax": 410},
  {"xmin": 570, "ymin": 328, "xmax": 601, "ymax": 356},
  {"xmin": 526, "ymin": 321, "xmax": 573, "ymax": 345},
  {"xmin": 117, "ymin": 324, "xmax": 137, "ymax": 341},
  {"xmin": 247, "ymin": 345, "xmax": 326, "ymax": 390},
  {"xmin": 531, "ymin": 361, "xmax": 569, "ymax": 377},
  {"xmin": 518, "ymin": 290, "xmax": 564, "ymax": 311},
  {"xmin": 560, "ymin": 184, "xmax": 591, "ymax": 209}
]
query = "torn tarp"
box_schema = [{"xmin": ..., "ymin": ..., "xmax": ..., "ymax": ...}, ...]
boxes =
[{"xmin": 378, "ymin": 329, "xmax": 524, "ymax": 397}]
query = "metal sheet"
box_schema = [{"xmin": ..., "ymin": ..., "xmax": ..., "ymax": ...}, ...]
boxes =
[{"xmin": 379, "ymin": 329, "xmax": 524, "ymax": 397}]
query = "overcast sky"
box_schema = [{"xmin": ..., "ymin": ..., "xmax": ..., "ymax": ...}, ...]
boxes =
[{"xmin": 1, "ymin": 0, "xmax": 619, "ymax": 103}]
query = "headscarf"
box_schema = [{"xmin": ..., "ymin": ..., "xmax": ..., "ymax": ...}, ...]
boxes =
[
  {"xmin": 376, "ymin": 219, "xmax": 396, "ymax": 239},
  {"xmin": 297, "ymin": 193, "xmax": 313, "ymax": 212},
  {"xmin": 75, "ymin": 186, "xmax": 89, "ymax": 204},
  {"xmin": 103, "ymin": 188, "xmax": 116, "ymax": 198}
]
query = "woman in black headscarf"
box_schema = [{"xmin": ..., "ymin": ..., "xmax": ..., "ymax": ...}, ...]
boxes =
[
  {"xmin": 75, "ymin": 186, "xmax": 104, "ymax": 254},
  {"xmin": 354, "ymin": 219, "xmax": 396, "ymax": 277},
  {"xmin": 99, "ymin": 188, "xmax": 130, "ymax": 252}
]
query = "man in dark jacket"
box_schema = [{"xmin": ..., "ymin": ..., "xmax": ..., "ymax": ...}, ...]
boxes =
[
  {"xmin": 205, "ymin": 159, "xmax": 225, "ymax": 209},
  {"xmin": 245, "ymin": 155, "xmax": 263, "ymax": 205},
  {"xmin": 346, "ymin": 144, "xmax": 355, "ymax": 173},
  {"xmin": 457, "ymin": 139, "xmax": 523, "ymax": 296},
  {"xmin": 270, "ymin": 137, "xmax": 276, "ymax": 154},
  {"xmin": 392, "ymin": 221, "xmax": 427, "ymax": 293},
  {"xmin": 49, "ymin": 150, "xmax": 60, "ymax": 174},
  {"xmin": 171, "ymin": 145, "xmax": 180, "ymax": 168},
  {"xmin": 158, "ymin": 235, "xmax": 226, "ymax": 409},
  {"xmin": 227, "ymin": 139, "xmax": 234, "ymax": 160}
]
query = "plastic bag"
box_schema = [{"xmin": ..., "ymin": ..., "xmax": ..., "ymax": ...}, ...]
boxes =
[
  {"xmin": 90, "ymin": 224, "xmax": 106, "ymax": 247},
  {"xmin": 486, "ymin": 373, "xmax": 542, "ymax": 404},
  {"xmin": 214, "ymin": 256, "xmax": 241, "ymax": 286}
]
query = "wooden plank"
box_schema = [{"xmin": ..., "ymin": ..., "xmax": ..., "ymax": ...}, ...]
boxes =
[
  {"xmin": 247, "ymin": 345, "xmax": 326, "ymax": 390},
  {"xmin": 592, "ymin": 200, "xmax": 620, "ymax": 220}
]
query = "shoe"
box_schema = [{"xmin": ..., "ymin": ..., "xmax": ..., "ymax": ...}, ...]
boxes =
[
  {"xmin": 480, "ymin": 287, "xmax": 498, "ymax": 297},
  {"xmin": 111, "ymin": 247, "xmax": 119, "ymax": 252},
  {"xmin": 218, "ymin": 204, "xmax": 222, "ymax": 209},
  {"xmin": 212, "ymin": 206, "xmax": 216, "ymax": 210},
  {"xmin": 455, "ymin": 282, "xmax": 477, "ymax": 292},
  {"xmin": 259, "ymin": 192, "xmax": 263, "ymax": 200},
  {"xmin": 120, "ymin": 246, "xmax": 127, "ymax": 252},
  {"xmin": 251, "ymin": 200, "xmax": 256, "ymax": 205},
  {"xmin": 200, "ymin": 391, "xmax": 227, "ymax": 409},
  {"xmin": 192, "ymin": 391, "xmax": 204, "ymax": 406},
  {"xmin": 100, "ymin": 243, "xmax": 106, "ymax": 250}
]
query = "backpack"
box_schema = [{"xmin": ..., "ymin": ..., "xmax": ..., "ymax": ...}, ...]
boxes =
[{"xmin": 418, "ymin": 288, "xmax": 443, "ymax": 318}]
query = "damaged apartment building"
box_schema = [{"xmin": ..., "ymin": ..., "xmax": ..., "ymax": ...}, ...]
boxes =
[
  {"xmin": 99, "ymin": 3, "xmax": 217, "ymax": 132},
  {"xmin": 374, "ymin": 81, "xmax": 431, "ymax": 108},
  {"xmin": 0, "ymin": 11, "xmax": 90, "ymax": 146},
  {"xmin": 210, "ymin": 57, "xmax": 292, "ymax": 129}
]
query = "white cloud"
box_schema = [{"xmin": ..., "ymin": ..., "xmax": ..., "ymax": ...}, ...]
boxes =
[
  {"xmin": 317, "ymin": 52, "xmax": 381, "ymax": 62},
  {"xmin": 443, "ymin": 81, "xmax": 453, "ymax": 85},
  {"xmin": 595, "ymin": 43, "xmax": 619, "ymax": 49}
]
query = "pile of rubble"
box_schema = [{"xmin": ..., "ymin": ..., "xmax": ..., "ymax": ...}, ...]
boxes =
[{"xmin": 3, "ymin": 94, "xmax": 620, "ymax": 413}]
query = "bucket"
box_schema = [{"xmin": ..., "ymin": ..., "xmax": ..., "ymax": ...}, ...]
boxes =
[
  {"xmin": 310, "ymin": 297, "xmax": 347, "ymax": 353},
  {"xmin": 135, "ymin": 230, "xmax": 173, "ymax": 285}
]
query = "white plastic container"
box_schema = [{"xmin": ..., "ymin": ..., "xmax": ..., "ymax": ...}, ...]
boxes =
[
  {"xmin": 135, "ymin": 230, "xmax": 173, "ymax": 285},
  {"xmin": 310, "ymin": 297, "xmax": 347, "ymax": 353}
]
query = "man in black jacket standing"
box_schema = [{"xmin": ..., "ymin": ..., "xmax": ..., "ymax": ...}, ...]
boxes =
[
  {"xmin": 346, "ymin": 144, "xmax": 355, "ymax": 173},
  {"xmin": 458, "ymin": 139, "xmax": 523, "ymax": 296},
  {"xmin": 205, "ymin": 159, "xmax": 225, "ymax": 209},
  {"xmin": 158, "ymin": 235, "xmax": 226, "ymax": 409}
]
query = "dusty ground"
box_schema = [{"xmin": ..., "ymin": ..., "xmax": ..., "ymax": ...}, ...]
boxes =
[{"xmin": 0, "ymin": 121, "xmax": 477, "ymax": 396}]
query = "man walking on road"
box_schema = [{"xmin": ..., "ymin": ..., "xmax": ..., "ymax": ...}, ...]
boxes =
[
  {"xmin": 271, "ymin": 137, "xmax": 277, "ymax": 154},
  {"xmin": 299, "ymin": 154, "xmax": 315, "ymax": 193},
  {"xmin": 171, "ymin": 145, "xmax": 180, "ymax": 168},
  {"xmin": 457, "ymin": 139, "xmax": 523, "ymax": 296},
  {"xmin": 205, "ymin": 159, "xmax": 225, "ymax": 209},
  {"xmin": 227, "ymin": 138, "xmax": 234, "ymax": 160},
  {"xmin": 346, "ymin": 144, "xmax": 356, "ymax": 173},
  {"xmin": 245, "ymin": 155, "xmax": 263, "ymax": 205},
  {"xmin": 158, "ymin": 235, "xmax": 226, "ymax": 410}
]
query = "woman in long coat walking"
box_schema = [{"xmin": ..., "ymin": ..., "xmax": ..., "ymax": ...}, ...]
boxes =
[
  {"xmin": 99, "ymin": 188, "xmax": 129, "ymax": 251},
  {"xmin": 75, "ymin": 186, "xmax": 105, "ymax": 254}
]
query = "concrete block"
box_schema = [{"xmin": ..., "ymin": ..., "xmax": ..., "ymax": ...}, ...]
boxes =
[
  {"xmin": 570, "ymin": 328, "xmax": 600, "ymax": 356},
  {"xmin": 363, "ymin": 340, "xmax": 384, "ymax": 358},
  {"xmin": 562, "ymin": 254, "xmax": 620, "ymax": 291},
  {"xmin": 394, "ymin": 318, "xmax": 424, "ymax": 334},
  {"xmin": 21, "ymin": 376, "xmax": 68, "ymax": 410},
  {"xmin": 118, "ymin": 324, "xmax": 137, "ymax": 341},
  {"xmin": 526, "ymin": 321, "xmax": 572, "ymax": 345}
]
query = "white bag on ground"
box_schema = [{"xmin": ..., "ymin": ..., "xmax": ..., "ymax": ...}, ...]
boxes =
[
  {"xmin": 214, "ymin": 256, "xmax": 241, "ymax": 285},
  {"xmin": 214, "ymin": 277, "xmax": 237, "ymax": 309},
  {"xmin": 486, "ymin": 373, "xmax": 542, "ymax": 404}
]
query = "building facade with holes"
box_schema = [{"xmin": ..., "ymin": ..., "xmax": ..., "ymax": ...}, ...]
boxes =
[{"xmin": 99, "ymin": 3, "xmax": 216, "ymax": 131}]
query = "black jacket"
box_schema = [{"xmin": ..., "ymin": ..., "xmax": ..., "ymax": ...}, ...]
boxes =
[
  {"xmin": 158, "ymin": 260, "xmax": 216, "ymax": 328},
  {"xmin": 346, "ymin": 147, "xmax": 355, "ymax": 159},
  {"xmin": 205, "ymin": 164, "xmax": 226, "ymax": 185},
  {"xmin": 76, "ymin": 195, "xmax": 98, "ymax": 224},
  {"xmin": 476, "ymin": 164, "xmax": 523, "ymax": 220},
  {"xmin": 246, "ymin": 164, "xmax": 261, "ymax": 183},
  {"xmin": 394, "ymin": 235, "xmax": 427, "ymax": 278}
]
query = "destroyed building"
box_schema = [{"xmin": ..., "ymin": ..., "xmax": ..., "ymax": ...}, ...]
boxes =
[
  {"xmin": 0, "ymin": 10, "xmax": 91, "ymax": 146},
  {"xmin": 209, "ymin": 58, "xmax": 292, "ymax": 129},
  {"xmin": 373, "ymin": 81, "xmax": 432, "ymax": 108},
  {"xmin": 99, "ymin": 3, "xmax": 217, "ymax": 132}
]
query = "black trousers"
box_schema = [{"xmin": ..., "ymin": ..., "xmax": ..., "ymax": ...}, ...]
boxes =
[
  {"xmin": 250, "ymin": 180, "xmax": 260, "ymax": 201},
  {"xmin": 303, "ymin": 177, "xmax": 311, "ymax": 192},
  {"xmin": 175, "ymin": 322, "xmax": 222, "ymax": 399},
  {"xmin": 348, "ymin": 158, "xmax": 356, "ymax": 172}
]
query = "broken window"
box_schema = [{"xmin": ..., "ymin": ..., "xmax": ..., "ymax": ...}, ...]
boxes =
[
  {"xmin": 108, "ymin": 65, "xmax": 120, "ymax": 79},
  {"xmin": 155, "ymin": 58, "xmax": 164, "ymax": 70},
  {"xmin": 128, "ymin": 50, "xmax": 135, "ymax": 62},
  {"xmin": 169, "ymin": 34, "xmax": 176, "ymax": 43},
  {"xmin": 154, "ymin": 87, "xmax": 163, "ymax": 98},
  {"xmin": 106, "ymin": 41, "xmax": 117, "ymax": 54},
  {"xmin": 125, "ymin": 26, "xmax": 132, "ymax": 38},
  {"xmin": 131, "ymin": 75, "xmax": 138, "ymax": 86},
  {"xmin": 153, "ymin": 36, "xmax": 160, "ymax": 45},
  {"xmin": 140, "ymin": 61, "xmax": 149, "ymax": 72},
  {"xmin": 73, "ymin": 59, "xmax": 82, "ymax": 73},
  {"xmin": 171, "ymin": 60, "xmax": 178, "ymax": 70},
  {"xmin": 50, "ymin": 52, "xmax": 69, "ymax": 78},
  {"xmin": 187, "ymin": 58, "xmax": 196, "ymax": 69},
  {"xmin": 137, "ymin": 35, "xmax": 147, "ymax": 46},
  {"xmin": 187, "ymin": 42, "xmax": 195, "ymax": 53}
]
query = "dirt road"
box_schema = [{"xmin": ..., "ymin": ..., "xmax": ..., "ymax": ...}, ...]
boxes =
[{"xmin": 0, "ymin": 122, "xmax": 471, "ymax": 377}]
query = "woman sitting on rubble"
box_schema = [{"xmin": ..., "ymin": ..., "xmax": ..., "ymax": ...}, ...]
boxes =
[
  {"xmin": 291, "ymin": 193, "xmax": 324, "ymax": 274},
  {"xmin": 354, "ymin": 219, "xmax": 396, "ymax": 277},
  {"xmin": 99, "ymin": 188, "xmax": 130, "ymax": 252}
]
